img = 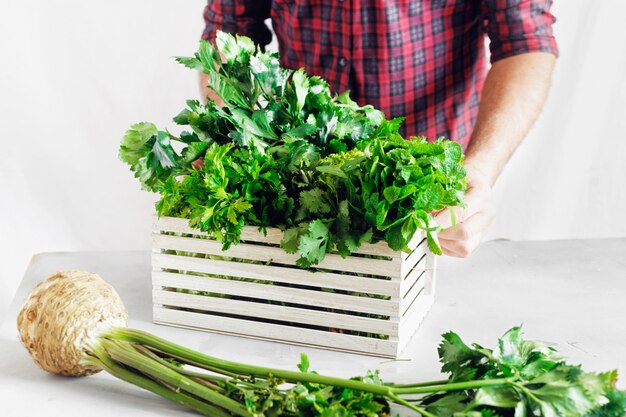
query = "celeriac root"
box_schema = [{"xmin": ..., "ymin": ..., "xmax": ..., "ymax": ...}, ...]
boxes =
[{"xmin": 17, "ymin": 270, "xmax": 127, "ymax": 376}]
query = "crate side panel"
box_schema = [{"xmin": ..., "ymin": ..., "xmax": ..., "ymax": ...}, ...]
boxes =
[
  {"xmin": 154, "ymin": 215, "xmax": 398, "ymax": 258},
  {"xmin": 400, "ymin": 257, "xmax": 427, "ymax": 296},
  {"xmin": 152, "ymin": 253, "xmax": 399, "ymax": 297},
  {"xmin": 153, "ymin": 270, "xmax": 398, "ymax": 316},
  {"xmin": 153, "ymin": 234, "xmax": 400, "ymax": 277},
  {"xmin": 400, "ymin": 245, "xmax": 427, "ymax": 278},
  {"xmin": 153, "ymin": 307, "xmax": 399, "ymax": 357},
  {"xmin": 402, "ymin": 277, "xmax": 427, "ymax": 316},
  {"xmin": 153, "ymin": 289, "xmax": 399, "ymax": 336},
  {"xmin": 424, "ymin": 254, "xmax": 437, "ymax": 295},
  {"xmin": 398, "ymin": 295, "xmax": 434, "ymax": 352},
  {"xmin": 401, "ymin": 235, "xmax": 427, "ymax": 260}
]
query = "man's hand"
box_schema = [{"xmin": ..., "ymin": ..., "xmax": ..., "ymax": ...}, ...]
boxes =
[
  {"xmin": 433, "ymin": 52, "xmax": 556, "ymax": 257},
  {"xmin": 433, "ymin": 163, "xmax": 495, "ymax": 257}
]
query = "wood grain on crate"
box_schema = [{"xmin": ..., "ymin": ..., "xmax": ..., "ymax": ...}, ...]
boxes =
[
  {"xmin": 153, "ymin": 271, "xmax": 398, "ymax": 316},
  {"xmin": 151, "ymin": 215, "xmax": 436, "ymax": 357},
  {"xmin": 155, "ymin": 216, "xmax": 424, "ymax": 257},
  {"xmin": 153, "ymin": 289, "xmax": 398, "ymax": 335},
  {"xmin": 153, "ymin": 233, "xmax": 401, "ymax": 277},
  {"xmin": 153, "ymin": 308, "xmax": 400, "ymax": 357},
  {"xmin": 398, "ymin": 296, "xmax": 434, "ymax": 350},
  {"xmin": 152, "ymin": 253, "xmax": 399, "ymax": 296}
]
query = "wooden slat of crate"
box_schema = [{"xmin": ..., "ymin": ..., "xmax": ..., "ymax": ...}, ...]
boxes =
[
  {"xmin": 153, "ymin": 253, "xmax": 399, "ymax": 297},
  {"xmin": 153, "ymin": 289, "xmax": 397, "ymax": 336},
  {"xmin": 153, "ymin": 307, "xmax": 399, "ymax": 357},
  {"xmin": 401, "ymin": 233, "xmax": 427, "ymax": 259},
  {"xmin": 153, "ymin": 270, "xmax": 397, "ymax": 316},
  {"xmin": 400, "ymin": 256, "xmax": 426, "ymax": 296},
  {"xmin": 153, "ymin": 215, "xmax": 399, "ymax": 258},
  {"xmin": 153, "ymin": 233, "xmax": 400, "ymax": 277},
  {"xmin": 402, "ymin": 284, "xmax": 426, "ymax": 317},
  {"xmin": 425, "ymin": 252, "xmax": 437, "ymax": 295},
  {"xmin": 398, "ymin": 295, "xmax": 434, "ymax": 352},
  {"xmin": 402, "ymin": 294, "xmax": 434, "ymax": 326},
  {"xmin": 401, "ymin": 241, "xmax": 426, "ymax": 278}
]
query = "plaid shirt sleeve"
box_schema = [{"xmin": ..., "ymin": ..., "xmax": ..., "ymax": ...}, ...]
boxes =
[
  {"xmin": 482, "ymin": 0, "xmax": 559, "ymax": 63},
  {"xmin": 202, "ymin": 0, "xmax": 273, "ymax": 49}
]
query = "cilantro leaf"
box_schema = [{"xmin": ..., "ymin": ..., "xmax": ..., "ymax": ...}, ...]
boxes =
[
  {"xmin": 298, "ymin": 220, "xmax": 331, "ymax": 266},
  {"xmin": 299, "ymin": 188, "xmax": 332, "ymax": 215},
  {"xmin": 281, "ymin": 227, "xmax": 301, "ymax": 254}
]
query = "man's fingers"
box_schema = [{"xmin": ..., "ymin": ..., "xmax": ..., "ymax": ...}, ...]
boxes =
[
  {"xmin": 433, "ymin": 188, "xmax": 482, "ymax": 230},
  {"xmin": 438, "ymin": 209, "xmax": 495, "ymax": 257},
  {"xmin": 432, "ymin": 207, "xmax": 457, "ymax": 231},
  {"xmin": 439, "ymin": 236, "xmax": 482, "ymax": 258},
  {"xmin": 440, "ymin": 244, "xmax": 464, "ymax": 258},
  {"xmin": 438, "ymin": 209, "xmax": 494, "ymax": 241}
]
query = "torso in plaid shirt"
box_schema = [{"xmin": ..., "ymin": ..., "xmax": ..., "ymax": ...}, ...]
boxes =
[{"xmin": 202, "ymin": 1, "xmax": 558, "ymax": 149}]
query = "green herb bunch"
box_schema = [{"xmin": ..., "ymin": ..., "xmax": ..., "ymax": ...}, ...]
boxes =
[
  {"xmin": 119, "ymin": 31, "xmax": 466, "ymax": 265},
  {"xmin": 100, "ymin": 326, "xmax": 625, "ymax": 417}
]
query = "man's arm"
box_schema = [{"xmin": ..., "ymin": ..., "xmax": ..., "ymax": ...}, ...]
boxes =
[
  {"xmin": 434, "ymin": 52, "xmax": 556, "ymax": 257},
  {"xmin": 465, "ymin": 52, "xmax": 557, "ymax": 185},
  {"xmin": 433, "ymin": 0, "xmax": 559, "ymax": 257}
]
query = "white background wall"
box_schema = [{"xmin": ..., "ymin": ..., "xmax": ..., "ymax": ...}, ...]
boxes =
[{"xmin": 1, "ymin": 0, "xmax": 625, "ymax": 318}]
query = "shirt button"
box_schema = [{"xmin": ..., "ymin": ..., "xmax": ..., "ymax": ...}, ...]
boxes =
[{"xmin": 339, "ymin": 57, "xmax": 348, "ymax": 67}]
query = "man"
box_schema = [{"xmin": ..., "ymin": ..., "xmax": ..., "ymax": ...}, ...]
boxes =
[{"xmin": 199, "ymin": 1, "xmax": 558, "ymax": 257}]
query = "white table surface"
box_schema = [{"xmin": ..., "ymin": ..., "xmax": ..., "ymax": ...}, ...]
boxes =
[{"xmin": 1, "ymin": 239, "xmax": 625, "ymax": 416}]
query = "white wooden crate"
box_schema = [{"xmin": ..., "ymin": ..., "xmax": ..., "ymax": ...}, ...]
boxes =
[{"xmin": 151, "ymin": 215, "xmax": 436, "ymax": 358}]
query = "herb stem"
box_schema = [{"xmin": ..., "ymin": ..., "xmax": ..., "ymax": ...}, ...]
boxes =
[
  {"xmin": 99, "ymin": 338, "xmax": 253, "ymax": 417},
  {"xmin": 107, "ymin": 327, "xmax": 392, "ymax": 396},
  {"xmin": 509, "ymin": 381, "xmax": 541, "ymax": 403},
  {"xmin": 385, "ymin": 379, "xmax": 448, "ymax": 388},
  {"xmin": 389, "ymin": 393, "xmax": 438, "ymax": 417},
  {"xmin": 85, "ymin": 344, "xmax": 232, "ymax": 417},
  {"xmin": 391, "ymin": 378, "xmax": 510, "ymax": 395},
  {"xmin": 145, "ymin": 345, "xmax": 262, "ymax": 388},
  {"xmin": 133, "ymin": 345, "xmax": 228, "ymax": 387}
]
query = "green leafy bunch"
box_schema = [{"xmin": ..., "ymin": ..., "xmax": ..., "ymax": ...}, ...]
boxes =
[
  {"xmin": 221, "ymin": 367, "xmax": 390, "ymax": 417},
  {"xmin": 278, "ymin": 132, "xmax": 465, "ymax": 266},
  {"xmin": 101, "ymin": 326, "xmax": 625, "ymax": 417},
  {"xmin": 175, "ymin": 30, "xmax": 385, "ymax": 153},
  {"xmin": 119, "ymin": 31, "xmax": 467, "ymax": 265},
  {"xmin": 418, "ymin": 326, "xmax": 626, "ymax": 417},
  {"xmin": 231, "ymin": 354, "xmax": 390, "ymax": 417},
  {"xmin": 155, "ymin": 142, "xmax": 292, "ymax": 248}
]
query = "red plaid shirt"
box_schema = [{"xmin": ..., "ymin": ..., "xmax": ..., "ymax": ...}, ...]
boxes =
[{"xmin": 202, "ymin": 1, "xmax": 558, "ymax": 148}]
